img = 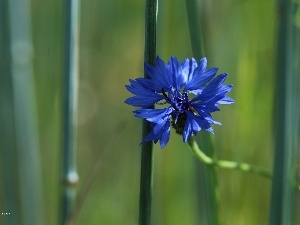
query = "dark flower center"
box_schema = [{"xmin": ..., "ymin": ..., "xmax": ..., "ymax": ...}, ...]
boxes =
[
  {"xmin": 162, "ymin": 88, "xmax": 196, "ymax": 135},
  {"xmin": 162, "ymin": 88, "xmax": 190, "ymax": 113},
  {"xmin": 171, "ymin": 112, "xmax": 187, "ymax": 135}
]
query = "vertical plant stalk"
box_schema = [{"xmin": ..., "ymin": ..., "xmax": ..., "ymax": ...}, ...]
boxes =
[
  {"xmin": 185, "ymin": 0, "xmax": 221, "ymax": 225},
  {"xmin": 60, "ymin": 0, "xmax": 80, "ymax": 224},
  {"xmin": 6, "ymin": 0, "xmax": 45, "ymax": 225},
  {"xmin": 139, "ymin": 0, "xmax": 157, "ymax": 225},
  {"xmin": 0, "ymin": 1, "xmax": 19, "ymax": 225},
  {"xmin": 269, "ymin": 1, "xmax": 299, "ymax": 225},
  {"xmin": 185, "ymin": 0, "xmax": 204, "ymax": 59}
]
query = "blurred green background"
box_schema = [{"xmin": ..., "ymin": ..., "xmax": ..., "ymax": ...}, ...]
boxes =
[{"xmin": 1, "ymin": 0, "xmax": 299, "ymax": 225}]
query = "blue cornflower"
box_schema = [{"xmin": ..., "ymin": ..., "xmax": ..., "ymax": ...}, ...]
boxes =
[{"xmin": 125, "ymin": 56, "xmax": 234, "ymax": 148}]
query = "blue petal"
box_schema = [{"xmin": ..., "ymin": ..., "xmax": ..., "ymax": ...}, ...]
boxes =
[
  {"xmin": 190, "ymin": 74, "xmax": 232, "ymax": 104},
  {"xmin": 135, "ymin": 78, "xmax": 162, "ymax": 92},
  {"xmin": 168, "ymin": 56, "xmax": 184, "ymax": 91},
  {"xmin": 125, "ymin": 79, "xmax": 153, "ymax": 95},
  {"xmin": 133, "ymin": 108, "xmax": 172, "ymax": 123},
  {"xmin": 192, "ymin": 102, "xmax": 220, "ymax": 114},
  {"xmin": 205, "ymin": 127, "xmax": 214, "ymax": 133},
  {"xmin": 217, "ymin": 96, "xmax": 235, "ymax": 104},
  {"xmin": 200, "ymin": 73, "xmax": 228, "ymax": 96},
  {"xmin": 197, "ymin": 57, "xmax": 207, "ymax": 73},
  {"xmin": 181, "ymin": 58, "xmax": 197, "ymax": 84},
  {"xmin": 183, "ymin": 112, "xmax": 200, "ymax": 142},
  {"xmin": 144, "ymin": 56, "xmax": 172, "ymax": 90},
  {"xmin": 202, "ymin": 84, "xmax": 233, "ymax": 104},
  {"xmin": 182, "ymin": 111, "xmax": 212, "ymax": 142},
  {"xmin": 191, "ymin": 113, "xmax": 214, "ymax": 133},
  {"xmin": 160, "ymin": 124, "xmax": 170, "ymax": 148},
  {"xmin": 125, "ymin": 79, "xmax": 164, "ymax": 107},
  {"xmin": 125, "ymin": 96, "xmax": 162, "ymax": 108},
  {"xmin": 182, "ymin": 58, "xmax": 207, "ymax": 85},
  {"xmin": 184, "ymin": 67, "xmax": 218, "ymax": 92},
  {"xmin": 190, "ymin": 105, "xmax": 222, "ymax": 125},
  {"xmin": 141, "ymin": 120, "xmax": 171, "ymax": 148}
]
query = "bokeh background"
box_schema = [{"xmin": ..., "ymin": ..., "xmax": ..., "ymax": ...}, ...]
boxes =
[{"xmin": 1, "ymin": 0, "xmax": 299, "ymax": 225}]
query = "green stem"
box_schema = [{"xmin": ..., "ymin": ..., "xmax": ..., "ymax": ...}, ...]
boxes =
[
  {"xmin": 269, "ymin": 1, "xmax": 299, "ymax": 224},
  {"xmin": 185, "ymin": 0, "xmax": 221, "ymax": 224},
  {"xmin": 138, "ymin": 1, "xmax": 157, "ymax": 225},
  {"xmin": 0, "ymin": 2, "xmax": 19, "ymax": 224},
  {"xmin": 188, "ymin": 137, "xmax": 272, "ymax": 178},
  {"xmin": 60, "ymin": 0, "xmax": 80, "ymax": 224},
  {"xmin": 185, "ymin": 0, "xmax": 204, "ymax": 58},
  {"xmin": 7, "ymin": 0, "xmax": 45, "ymax": 224}
]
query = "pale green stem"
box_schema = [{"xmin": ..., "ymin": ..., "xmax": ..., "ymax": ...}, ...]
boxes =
[
  {"xmin": 7, "ymin": 0, "xmax": 44, "ymax": 224},
  {"xmin": 188, "ymin": 137, "xmax": 272, "ymax": 179},
  {"xmin": 185, "ymin": 0, "xmax": 221, "ymax": 223}
]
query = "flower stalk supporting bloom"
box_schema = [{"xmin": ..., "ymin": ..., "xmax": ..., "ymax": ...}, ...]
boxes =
[
  {"xmin": 188, "ymin": 136, "xmax": 272, "ymax": 178},
  {"xmin": 185, "ymin": 1, "xmax": 222, "ymax": 224},
  {"xmin": 189, "ymin": 137, "xmax": 300, "ymax": 190}
]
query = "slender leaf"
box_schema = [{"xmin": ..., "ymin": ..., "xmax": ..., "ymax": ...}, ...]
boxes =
[
  {"xmin": 269, "ymin": 1, "xmax": 299, "ymax": 224},
  {"xmin": 0, "ymin": 1, "xmax": 19, "ymax": 224},
  {"xmin": 5, "ymin": 0, "xmax": 45, "ymax": 225}
]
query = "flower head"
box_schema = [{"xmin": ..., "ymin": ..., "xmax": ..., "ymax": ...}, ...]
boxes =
[{"xmin": 125, "ymin": 56, "xmax": 234, "ymax": 148}]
